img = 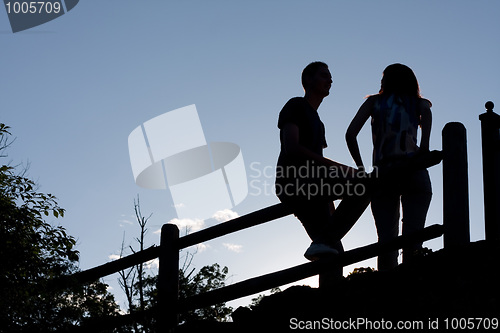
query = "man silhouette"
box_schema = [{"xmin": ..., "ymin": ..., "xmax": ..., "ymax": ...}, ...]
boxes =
[{"xmin": 275, "ymin": 62, "xmax": 369, "ymax": 262}]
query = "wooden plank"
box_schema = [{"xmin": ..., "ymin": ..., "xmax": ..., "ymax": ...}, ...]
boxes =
[
  {"xmin": 442, "ymin": 122, "xmax": 470, "ymax": 248},
  {"xmin": 55, "ymin": 246, "xmax": 160, "ymax": 287},
  {"xmin": 479, "ymin": 103, "xmax": 500, "ymax": 241},
  {"xmin": 157, "ymin": 224, "xmax": 179, "ymax": 331}
]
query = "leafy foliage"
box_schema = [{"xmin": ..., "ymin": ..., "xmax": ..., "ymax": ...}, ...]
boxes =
[
  {"xmin": 248, "ymin": 287, "xmax": 282, "ymax": 309},
  {"xmin": 0, "ymin": 124, "xmax": 119, "ymax": 332},
  {"xmin": 347, "ymin": 267, "xmax": 376, "ymax": 277},
  {"xmin": 178, "ymin": 263, "xmax": 233, "ymax": 323}
]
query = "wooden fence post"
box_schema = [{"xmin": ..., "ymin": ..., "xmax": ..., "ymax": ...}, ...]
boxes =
[
  {"xmin": 157, "ymin": 223, "xmax": 179, "ymax": 332},
  {"xmin": 442, "ymin": 122, "xmax": 470, "ymax": 248},
  {"xmin": 479, "ymin": 101, "xmax": 500, "ymax": 242}
]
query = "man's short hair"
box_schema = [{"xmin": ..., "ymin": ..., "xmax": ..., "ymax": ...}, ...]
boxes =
[{"xmin": 301, "ymin": 61, "xmax": 328, "ymax": 90}]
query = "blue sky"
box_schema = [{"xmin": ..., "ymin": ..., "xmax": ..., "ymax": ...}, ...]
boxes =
[{"xmin": 2, "ymin": 1, "xmax": 500, "ymax": 311}]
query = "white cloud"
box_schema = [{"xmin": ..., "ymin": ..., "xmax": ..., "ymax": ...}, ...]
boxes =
[
  {"xmin": 212, "ymin": 209, "xmax": 239, "ymax": 222},
  {"xmin": 196, "ymin": 242, "xmax": 210, "ymax": 253},
  {"xmin": 223, "ymin": 242, "xmax": 243, "ymax": 253},
  {"xmin": 151, "ymin": 210, "xmax": 238, "ymax": 236},
  {"xmin": 168, "ymin": 217, "xmax": 205, "ymax": 233},
  {"xmin": 118, "ymin": 219, "xmax": 134, "ymax": 227},
  {"xmin": 150, "ymin": 209, "xmax": 237, "ymax": 240},
  {"xmin": 108, "ymin": 254, "xmax": 121, "ymax": 261},
  {"xmin": 145, "ymin": 258, "xmax": 159, "ymax": 270}
]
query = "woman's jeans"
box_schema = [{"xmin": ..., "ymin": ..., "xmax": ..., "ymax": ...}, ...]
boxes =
[{"xmin": 371, "ymin": 169, "xmax": 432, "ymax": 271}]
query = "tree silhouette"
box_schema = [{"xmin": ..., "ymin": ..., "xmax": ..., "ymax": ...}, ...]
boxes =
[
  {"xmin": 0, "ymin": 124, "xmax": 119, "ymax": 332},
  {"xmin": 115, "ymin": 198, "xmax": 233, "ymax": 331}
]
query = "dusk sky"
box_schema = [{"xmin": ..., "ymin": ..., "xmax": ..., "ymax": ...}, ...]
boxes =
[{"xmin": 2, "ymin": 1, "xmax": 499, "ymax": 310}]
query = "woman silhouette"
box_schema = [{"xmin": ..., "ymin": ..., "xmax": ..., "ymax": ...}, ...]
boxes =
[{"xmin": 346, "ymin": 63, "xmax": 433, "ymax": 270}]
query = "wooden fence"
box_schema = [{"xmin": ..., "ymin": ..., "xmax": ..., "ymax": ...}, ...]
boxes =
[
  {"xmin": 58, "ymin": 106, "xmax": 500, "ymax": 332},
  {"xmin": 480, "ymin": 101, "xmax": 500, "ymax": 241}
]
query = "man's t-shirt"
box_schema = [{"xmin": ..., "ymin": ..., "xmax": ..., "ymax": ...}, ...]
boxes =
[{"xmin": 276, "ymin": 97, "xmax": 327, "ymax": 186}]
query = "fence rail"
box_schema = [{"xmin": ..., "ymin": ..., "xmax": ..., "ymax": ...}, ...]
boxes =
[{"xmin": 68, "ymin": 246, "xmax": 160, "ymax": 285}]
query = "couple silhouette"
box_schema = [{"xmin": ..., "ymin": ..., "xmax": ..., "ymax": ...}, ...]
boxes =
[{"xmin": 275, "ymin": 62, "xmax": 433, "ymax": 271}]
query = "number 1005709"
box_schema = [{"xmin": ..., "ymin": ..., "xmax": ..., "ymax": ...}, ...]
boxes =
[
  {"xmin": 444, "ymin": 318, "xmax": 499, "ymax": 330},
  {"xmin": 5, "ymin": 2, "xmax": 62, "ymax": 14}
]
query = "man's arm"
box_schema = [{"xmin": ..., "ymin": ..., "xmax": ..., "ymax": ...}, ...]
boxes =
[{"xmin": 282, "ymin": 122, "xmax": 356, "ymax": 175}]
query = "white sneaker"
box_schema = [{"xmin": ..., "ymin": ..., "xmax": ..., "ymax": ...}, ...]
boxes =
[{"xmin": 304, "ymin": 243, "xmax": 339, "ymax": 261}]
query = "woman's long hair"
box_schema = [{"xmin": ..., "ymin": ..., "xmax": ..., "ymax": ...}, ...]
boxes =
[{"xmin": 379, "ymin": 63, "xmax": 421, "ymax": 98}]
